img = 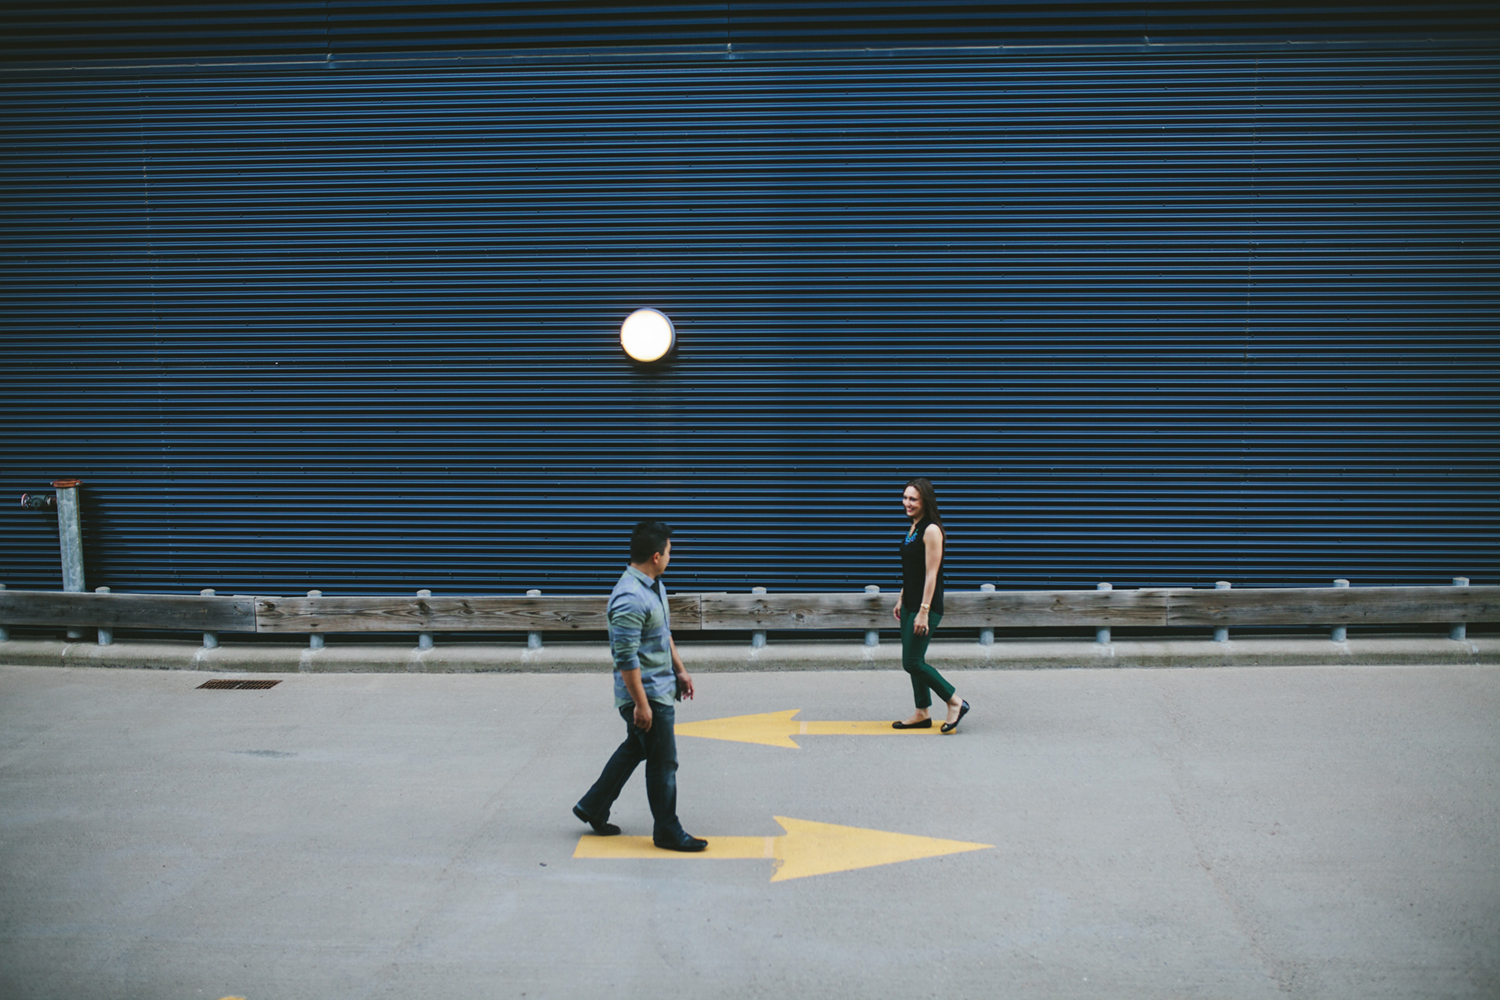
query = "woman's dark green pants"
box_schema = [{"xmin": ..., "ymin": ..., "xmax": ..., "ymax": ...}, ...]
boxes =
[{"xmin": 900, "ymin": 609, "xmax": 954, "ymax": 709}]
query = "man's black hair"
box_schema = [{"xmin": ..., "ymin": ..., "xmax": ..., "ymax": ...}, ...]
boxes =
[{"xmin": 630, "ymin": 520, "xmax": 673, "ymax": 563}]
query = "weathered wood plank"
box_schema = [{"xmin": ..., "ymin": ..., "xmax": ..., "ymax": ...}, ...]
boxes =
[
  {"xmin": 255, "ymin": 594, "xmax": 611, "ymax": 632},
  {"xmin": 938, "ymin": 589, "xmax": 1173, "ymax": 628},
  {"xmin": 699, "ymin": 592, "xmax": 889, "ymax": 630},
  {"xmin": 697, "ymin": 589, "xmax": 1173, "ymax": 629},
  {"xmin": 0, "ymin": 591, "xmax": 256, "ymax": 631},
  {"xmin": 669, "ymin": 593, "xmax": 704, "ymax": 630},
  {"xmin": 1166, "ymin": 585, "xmax": 1500, "ymax": 626},
  {"xmin": 253, "ymin": 594, "xmax": 703, "ymax": 633}
]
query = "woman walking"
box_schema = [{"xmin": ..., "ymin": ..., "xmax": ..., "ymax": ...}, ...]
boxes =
[{"xmin": 892, "ymin": 478, "xmax": 970, "ymax": 733}]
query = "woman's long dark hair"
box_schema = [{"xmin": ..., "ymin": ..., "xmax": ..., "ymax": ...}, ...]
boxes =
[{"xmin": 905, "ymin": 477, "xmax": 944, "ymax": 528}]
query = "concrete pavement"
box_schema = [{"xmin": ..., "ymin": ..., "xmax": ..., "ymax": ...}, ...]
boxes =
[{"xmin": 0, "ymin": 662, "xmax": 1496, "ymax": 999}]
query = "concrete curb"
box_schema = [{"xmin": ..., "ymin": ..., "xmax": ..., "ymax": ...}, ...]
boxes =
[{"xmin": 1, "ymin": 636, "xmax": 1495, "ymax": 672}]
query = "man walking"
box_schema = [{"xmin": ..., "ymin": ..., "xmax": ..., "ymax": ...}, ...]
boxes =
[{"xmin": 573, "ymin": 520, "xmax": 707, "ymax": 852}]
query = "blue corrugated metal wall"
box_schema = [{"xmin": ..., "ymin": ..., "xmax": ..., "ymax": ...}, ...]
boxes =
[{"xmin": 2, "ymin": 5, "xmax": 1497, "ymax": 596}]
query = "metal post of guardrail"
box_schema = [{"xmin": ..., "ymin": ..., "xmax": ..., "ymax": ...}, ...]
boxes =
[
  {"xmin": 1451, "ymin": 577, "xmax": 1469, "ymax": 640},
  {"xmin": 54, "ymin": 480, "xmax": 86, "ymax": 639},
  {"xmin": 0, "ymin": 583, "xmax": 7, "ymax": 642},
  {"xmin": 1095, "ymin": 582, "xmax": 1112, "ymax": 644},
  {"xmin": 306, "ymin": 591, "xmax": 324, "ymax": 649},
  {"xmin": 750, "ymin": 586, "xmax": 767, "ymax": 649},
  {"xmin": 1213, "ymin": 581, "xmax": 1231, "ymax": 642},
  {"xmin": 979, "ymin": 583, "xmax": 995, "ymax": 646},
  {"xmin": 1331, "ymin": 579, "xmax": 1350, "ymax": 642},
  {"xmin": 95, "ymin": 586, "xmax": 113, "ymax": 645},
  {"xmin": 864, "ymin": 585, "xmax": 880, "ymax": 647},
  {"xmin": 417, "ymin": 589, "xmax": 434, "ymax": 650},
  {"xmin": 526, "ymin": 590, "xmax": 543, "ymax": 649},
  {"xmin": 199, "ymin": 589, "xmax": 219, "ymax": 648}
]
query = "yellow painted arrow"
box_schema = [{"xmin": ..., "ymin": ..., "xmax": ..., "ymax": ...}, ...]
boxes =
[
  {"xmin": 676, "ymin": 709, "xmax": 942, "ymax": 748},
  {"xmin": 573, "ymin": 815, "xmax": 992, "ymax": 881}
]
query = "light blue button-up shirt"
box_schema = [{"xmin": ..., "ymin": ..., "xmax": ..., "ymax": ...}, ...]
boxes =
[{"xmin": 609, "ymin": 565, "xmax": 675, "ymax": 707}]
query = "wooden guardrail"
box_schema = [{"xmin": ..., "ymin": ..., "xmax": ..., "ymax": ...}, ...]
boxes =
[
  {"xmin": 1, "ymin": 585, "xmax": 1496, "ymax": 636},
  {"xmin": 0, "ymin": 590, "xmax": 258, "ymax": 632}
]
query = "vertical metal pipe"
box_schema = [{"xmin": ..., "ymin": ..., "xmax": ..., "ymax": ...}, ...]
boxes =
[
  {"xmin": 1213, "ymin": 580, "xmax": 1231, "ymax": 643},
  {"xmin": 200, "ymin": 589, "xmax": 219, "ymax": 649},
  {"xmin": 0, "ymin": 583, "xmax": 8, "ymax": 642},
  {"xmin": 864, "ymin": 585, "xmax": 880, "ymax": 647},
  {"xmin": 53, "ymin": 481, "xmax": 84, "ymax": 591},
  {"xmin": 95, "ymin": 586, "xmax": 113, "ymax": 645},
  {"xmin": 417, "ymin": 589, "xmax": 434, "ymax": 650},
  {"xmin": 1331, "ymin": 579, "xmax": 1350, "ymax": 642},
  {"xmin": 53, "ymin": 480, "xmax": 85, "ymax": 639},
  {"xmin": 1095, "ymin": 582, "xmax": 1112, "ymax": 645},
  {"xmin": 307, "ymin": 590, "xmax": 324, "ymax": 649},
  {"xmin": 979, "ymin": 583, "xmax": 995, "ymax": 647},
  {"xmin": 750, "ymin": 586, "xmax": 767, "ymax": 649},
  {"xmin": 1450, "ymin": 577, "xmax": 1469, "ymax": 641},
  {"xmin": 526, "ymin": 590, "xmax": 543, "ymax": 650}
]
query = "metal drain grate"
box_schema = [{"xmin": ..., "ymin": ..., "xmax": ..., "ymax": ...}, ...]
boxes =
[{"xmin": 198, "ymin": 679, "xmax": 282, "ymax": 690}]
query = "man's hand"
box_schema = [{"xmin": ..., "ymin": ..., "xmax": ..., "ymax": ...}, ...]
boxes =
[
  {"xmin": 668, "ymin": 636, "xmax": 694, "ymax": 701},
  {"xmin": 633, "ymin": 700, "xmax": 653, "ymax": 732}
]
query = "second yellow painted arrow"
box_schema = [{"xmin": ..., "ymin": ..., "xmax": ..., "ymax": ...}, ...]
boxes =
[
  {"xmin": 573, "ymin": 815, "xmax": 992, "ymax": 881},
  {"xmin": 676, "ymin": 709, "xmax": 942, "ymax": 748}
]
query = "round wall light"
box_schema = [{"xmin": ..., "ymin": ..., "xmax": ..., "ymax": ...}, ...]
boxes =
[{"xmin": 620, "ymin": 308, "xmax": 675, "ymax": 363}]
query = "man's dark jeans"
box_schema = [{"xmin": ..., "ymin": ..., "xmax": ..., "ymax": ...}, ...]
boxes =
[{"xmin": 577, "ymin": 701, "xmax": 683, "ymax": 841}]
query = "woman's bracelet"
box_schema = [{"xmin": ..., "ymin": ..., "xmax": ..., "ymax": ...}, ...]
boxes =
[{"xmin": 920, "ymin": 603, "xmax": 931, "ymax": 610}]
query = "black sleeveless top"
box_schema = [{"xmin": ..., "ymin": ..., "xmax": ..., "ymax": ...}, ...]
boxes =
[{"xmin": 900, "ymin": 517, "xmax": 944, "ymax": 616}]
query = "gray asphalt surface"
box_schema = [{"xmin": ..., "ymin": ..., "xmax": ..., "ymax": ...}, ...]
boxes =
[{"xmin": 1, "ymin": 663, "xmax": 1496, "ymax": 1000}]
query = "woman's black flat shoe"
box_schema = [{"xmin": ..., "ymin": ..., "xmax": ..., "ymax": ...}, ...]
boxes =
[
  {"xmin": 940, "ymin": 700, "xmax": 970, "ymax": 734},
  {"xmin": 892, "ymin": 718, "xmax": 933, "ymax": 730}
]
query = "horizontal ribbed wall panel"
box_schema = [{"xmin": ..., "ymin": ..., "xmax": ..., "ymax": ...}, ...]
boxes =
[
  {"xmin": 2, "ymin": 41, "xmax": 1497, "ymax": 595},
  {"xmin": 4, "ymin": 2, "xmax": 1497, "ymax": 63}
]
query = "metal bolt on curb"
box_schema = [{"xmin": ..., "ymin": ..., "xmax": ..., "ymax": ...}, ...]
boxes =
[
  {"xmin": 416, "ymin": 590, "xmax": 434, "ymax": 650},
  {"xmin": 979, "ymin": 583, "xmax": 995, "ymax": 646},
  {"xmin": 1451, "ymin": 577, "xmax": 1469, "ymax": 640},
  {"xmin": 1331, "ymin": 579, "xmax": 1350, "ymax": 642},
  {"xmin": 1095, "ymin": 582, "xmax": 1112, "ymax": 644},
  {"xmin": 95, "ymin": 587, "xmax": 112, "ymax": 645},
  {"xmin": 307, "ymin": 591, "xmax": 324, "ymax": 649},
  {"xmin": 1213, "ymin": 581, "xmax": 1232, "ymax": 643},
  {"xmin": 864, "ymin": 585, "xmax": 880, "ymax": 647},
  {"xmin": 526, "ymin": 590, "xmax": 543, "ymax": 649},
  {"xmin": 199, "ymin": 589, "xmax": 219, "ymax": 649},
  {"xmin": 751, "ymin": 587, "xmax": 767, "ymax": 649}
]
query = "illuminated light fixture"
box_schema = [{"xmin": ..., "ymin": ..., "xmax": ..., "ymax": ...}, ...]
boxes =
[{"xmin": 620, "ymin": 308, "xmax": 675, "ymax": 363}]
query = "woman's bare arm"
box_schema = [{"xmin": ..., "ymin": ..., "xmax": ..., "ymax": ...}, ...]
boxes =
[{"xmin": 921, "ymin": 524, "xmax": 943, "ymax": 606}]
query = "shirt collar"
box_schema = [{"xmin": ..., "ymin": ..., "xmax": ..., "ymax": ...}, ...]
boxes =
[{"xmin": 624, "ymin": 565, "xmax": 659, "ymax": 591}]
